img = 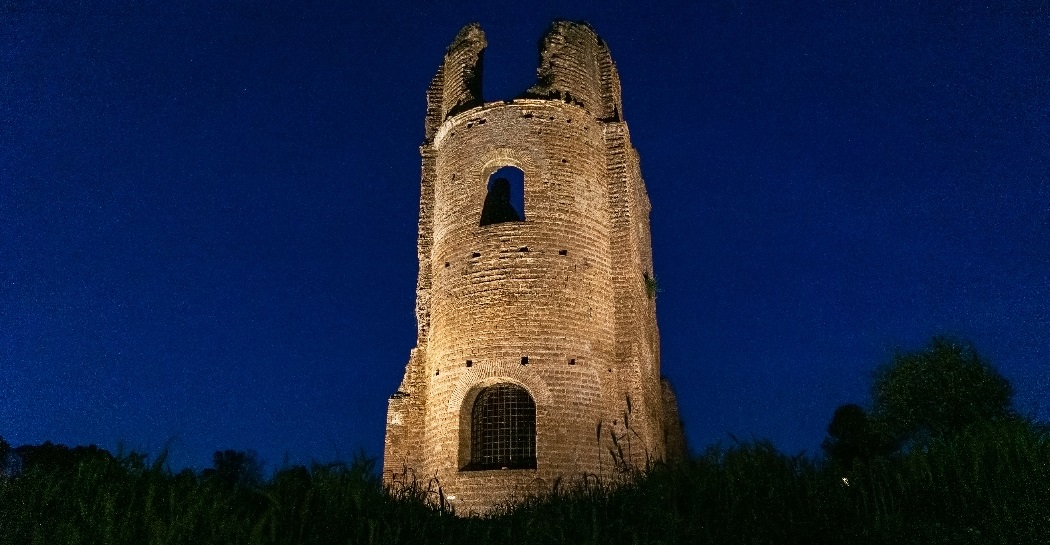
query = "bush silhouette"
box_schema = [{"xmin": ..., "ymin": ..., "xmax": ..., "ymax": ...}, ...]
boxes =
[
  {"xmin": 201, "ymin": 449, "xmax": 263, "ymax": 489},
  {"xmin": 871, "ymin": 337, "xmax": 1015, "ymax": 451}
]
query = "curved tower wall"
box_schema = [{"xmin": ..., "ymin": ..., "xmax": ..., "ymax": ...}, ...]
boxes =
[
  {"xmin": 384, "ymin": 21, "xmax": 683, "ymax": 514},
  {"xmin": 426, "ymin": 99, "xmax": 614, "ymax": 478}
]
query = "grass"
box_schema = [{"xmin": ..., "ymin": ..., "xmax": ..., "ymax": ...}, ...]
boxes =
[{"xmin": 0, "ymin": 419, "xmax": 1047, "ymax": 544}]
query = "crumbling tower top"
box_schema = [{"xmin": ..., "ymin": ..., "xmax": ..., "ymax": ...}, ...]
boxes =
[{"xmin": 424, "ymin": 20, "xmax": 625, "ymax": 141}]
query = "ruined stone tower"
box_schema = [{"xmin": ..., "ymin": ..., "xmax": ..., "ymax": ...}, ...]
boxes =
[{"xmin": 384, "ymin": 21, "xmax": 684, "ymax": 514}]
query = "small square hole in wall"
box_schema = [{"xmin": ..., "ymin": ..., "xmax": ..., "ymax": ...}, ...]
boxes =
[
  {"xmin": 521, "ymin": 356, "xmax": 529, "ymax": 365},
  {"xmin": 519, "ymin": 247, "xmax": 528, "ymax": 252},
  {"xmin": 465, "ymin": 360, "xmax": 472, "ymax": 367},
  {"xmin": 444, "ymin": 262, "xmax": 450, "ymax": 268},
  {"xmin": 569, "ymin": 358, "xmax": 576, "ymax": 365},
  {"xmin": 471, "ymin": 252, "xmax": 481, "ymax": 258},
  {"xmin": 436, "ymin": 369, "xmax": 440, "ymax": 375},
  {"xmin": 559, "ymin": 249, "xmax": 568, "ymax": 256}
]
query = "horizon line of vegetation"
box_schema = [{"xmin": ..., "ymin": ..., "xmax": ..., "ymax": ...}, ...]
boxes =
[{"xmin": 1, "ymin": 336, "xmax": 1047, "ymax": 544}]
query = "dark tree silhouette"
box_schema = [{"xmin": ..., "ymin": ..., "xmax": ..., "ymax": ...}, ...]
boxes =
[
  {"xmin": 479, "ymin": 178, "xmax": 522, "ymax": 226},
  {"xmin": 821, "ymin": 403, "xmax": 892, "ymax": 469},
  {"xmin": 202, "ymin": 449, "xmax": 263, "ymax": 489},
  {"xmin": 14, "ymin": 441, "xmax": 113, "ymax": 472},
  {"xmin": 871, "ymin": 337, "xmax": 1015, "ymax": 451}
]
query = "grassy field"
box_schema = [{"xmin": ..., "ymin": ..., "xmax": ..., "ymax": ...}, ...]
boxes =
[{"xmin": 0, "ymin": 418, "xmax": 1046, "ymax": 545}]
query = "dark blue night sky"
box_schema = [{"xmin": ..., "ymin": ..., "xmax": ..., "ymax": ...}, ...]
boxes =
[{"xmin": 3, "ymin": 0, "xmax": 1047, "ymax": 472}]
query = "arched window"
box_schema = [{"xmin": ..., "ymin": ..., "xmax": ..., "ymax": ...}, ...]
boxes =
[
  {"xmin": 467, "ymin": 383, "xmax": 537, "ymax": 470},
  {"xmin": 480, "ymin": 166, "xmax": 525, "ymax": 226}
]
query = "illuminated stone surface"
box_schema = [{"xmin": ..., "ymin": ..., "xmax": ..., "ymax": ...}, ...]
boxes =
[{"xmin": 384, "ymin": 21, "xmax": 685, "ymax": 514}]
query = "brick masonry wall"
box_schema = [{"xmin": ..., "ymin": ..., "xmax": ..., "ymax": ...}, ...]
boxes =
[{"xmin": 384, "ymin": 21, "xmax": 683, "ymax": 515}]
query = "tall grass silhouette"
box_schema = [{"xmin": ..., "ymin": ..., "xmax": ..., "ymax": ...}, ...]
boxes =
[{"xmin": 1, "ymin": 418, "xmax": 1046, "ymax": 544}]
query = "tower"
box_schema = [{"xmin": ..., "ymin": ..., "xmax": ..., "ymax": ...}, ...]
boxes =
[{"xmin": 384, "ymin": 21, "xmax": 684, "ymax": 514}]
